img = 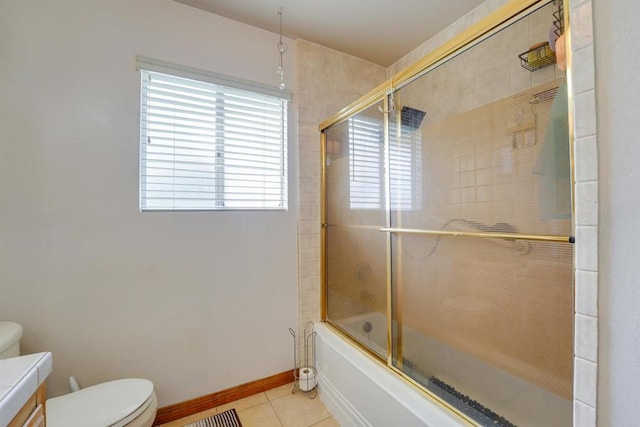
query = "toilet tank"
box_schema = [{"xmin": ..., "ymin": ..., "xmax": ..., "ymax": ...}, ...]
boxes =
[{"xmin": 0, "ymin": 322, "xmax": 23, "ymax": 359}]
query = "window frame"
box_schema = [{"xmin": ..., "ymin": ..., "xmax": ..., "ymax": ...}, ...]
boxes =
[{"xmin": 137, "ymin": 56, "xmax": 292, "ymax": 212}]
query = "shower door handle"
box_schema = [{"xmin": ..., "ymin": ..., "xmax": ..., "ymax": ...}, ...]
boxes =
[{"xmin": 379, "ymin": 227, "xmax": 574, "ymax": 243}]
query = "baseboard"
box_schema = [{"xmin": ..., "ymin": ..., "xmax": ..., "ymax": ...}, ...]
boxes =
[{"xmin": 153, "ymin": 370, "xmax": 293, "ymax": 425}]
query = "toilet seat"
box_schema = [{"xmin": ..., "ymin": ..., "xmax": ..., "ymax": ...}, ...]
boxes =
[{"xmin": 47, "ymin": 378, "xmax": 155, "ymax": 427}]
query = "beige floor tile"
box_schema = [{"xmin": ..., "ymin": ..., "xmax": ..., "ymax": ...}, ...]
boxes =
[
  {"xmin": 160, "ymin": 384, "xmax": 335, "ymax": 427},
  {"xmin": 310, "ymin": 417, "xmax": 340, "ymax": 427},
  {"xmin": 159, "ymin": 407, "xmax": 218, "ymax": 426},
  {"xmin": 237, "ymin": 402, "xmax": 283, "ymax": 427},
  {"xmin": 215, "ymin": 392, "xmax": 269, "ymax": 413},
  {"xmin": 265, "ymin": 382, "xmax": 296, "ymax": 401},
  {"xmin": 270, "ymin": 393, "xmax": 332, "ymax": 427}
]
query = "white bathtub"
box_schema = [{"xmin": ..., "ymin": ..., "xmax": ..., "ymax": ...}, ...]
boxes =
[
  {"xmin": 316, "ymin": 312, "xmax": 572, "ymax": 427},
  {"xmin": 315, "ymin": 321, "xmax": 464, "ymax": 427}
]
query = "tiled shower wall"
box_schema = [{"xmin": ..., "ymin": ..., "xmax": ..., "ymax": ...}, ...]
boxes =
[
  {"xmin": 391, "ymin": 8, "xmax": 574, "ymax": 403},
  {"xmin": 296, "ymin": 1, "xmax": 519, "ymax": 343},
  {"xmin": 296, "ymin": 0, "xmax": 598, "ymax": 425},
  {"xmin": 568, "ymin": 0, "xmax": 598, "ymax": 425},
  {"xmin": 396, "ymin": 2, "xmax": 565, "ymax": 121},
  {"xmin": 386, "ymin": 0, "xmax": 512, "ymax": 77},
  {"xmin": 295, "ymin": 40, "xmax": 386, "ymax": 350}
]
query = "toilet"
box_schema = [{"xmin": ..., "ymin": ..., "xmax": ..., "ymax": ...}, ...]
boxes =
[
  {"xmin": 46, "ymin": 379, "xmax": 157, "ymax": 427},
  {"xmin": 0, "ymin": 321, "xmax": 158, "ymax": 427}
]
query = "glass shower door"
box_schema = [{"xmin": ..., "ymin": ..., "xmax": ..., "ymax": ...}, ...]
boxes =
[
  {"xmin": 323, "ymin": 102, "xmax": 389, "ymax": 358},
  {"xmin": 322, "ymin": 2, "xmax": 574, "ymax": 425},
  {"xmin": 388, "ymin": 3, "xmax": 574, "ymax": 425}
]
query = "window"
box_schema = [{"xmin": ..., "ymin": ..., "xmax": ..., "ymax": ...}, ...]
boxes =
[
  {"xmin": 138, "ymin": 58, "xmax": 289, "ymax": 211},
  {"xmin": 348, "ymin": 116, "xmax": 422, "ymax": 210}
]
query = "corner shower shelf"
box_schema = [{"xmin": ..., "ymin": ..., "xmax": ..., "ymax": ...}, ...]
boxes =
[{"xmin": 519, "ymin": 42, "xmax": 556, "ymax": 72}]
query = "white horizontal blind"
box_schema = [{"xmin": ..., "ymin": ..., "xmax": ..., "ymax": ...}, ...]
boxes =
[
  {"xmin": 389, "ymin": 124, "xmax": 422, "ymax": 211},
  {"xmin": 349, "ymin": 117, "xmax": 383, "ymax": 209},
  {"xmin": 140, "ymin": 69, "xmax": 287, "ymax": 210},
  {"xmin": 348, "ymin": 116, "xmax": 420, "ymax": 210}
]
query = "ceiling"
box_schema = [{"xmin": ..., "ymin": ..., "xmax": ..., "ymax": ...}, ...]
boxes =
[{"xmin": 174, "ymin": 0, "xmax": 487, "ymax": 67}]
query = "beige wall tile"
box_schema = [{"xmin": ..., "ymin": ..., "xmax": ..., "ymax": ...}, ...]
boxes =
[
  {"xmin": 296, "ymin": 39, "xmax": 386, "ymax": 355},
  {"xmin": 574, "ymin": 135, "xmax": 598, "ymax": 183},
  {"xmin": 574, "ymin": 400, "xmax": 596, "ymax": 427},
  {"xmin": 575, "ymin": 314, "xmax": 598, "ymax": 363},
  {"xmin": 575, "ymin": 226, "xmax": 598, "ymax": 271},
  {"xmin": 574, "ymin": 357, "xmax": 598, "ymax": 407},
  {"xmin": 575, "ymin": 270, "xmax": 598, "ymax": 317},
  {"xmin": 572, "ymin": 46, "xmax": 595, "ymax": 95},
  {"xmin": 570, "ymin": 1, "xmax": 594, "ymax": 51},
  {"xmin": 575, "ymin": 181, "xmax": 598, "ymax": 226},
  {"xmin": 574, "ymin": 90, "xmax": 597, "ymax": 138}
]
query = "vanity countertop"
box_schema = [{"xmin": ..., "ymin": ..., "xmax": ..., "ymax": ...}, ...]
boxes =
[{"xmin": 0, "ymin": 352, "xmax": 52, "ymax": 426}]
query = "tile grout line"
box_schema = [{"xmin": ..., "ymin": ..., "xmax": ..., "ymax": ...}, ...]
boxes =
[
  {"xmin": 233, "ymin": 391, "xmax": 268, "ymax": 424},
  {"xmin": 310, "ymin": 414, "xmax": 335, "ymax": 427},
  {"xmin": 268, "ymin": 396, "xmax": 285, "ymax": 427}
]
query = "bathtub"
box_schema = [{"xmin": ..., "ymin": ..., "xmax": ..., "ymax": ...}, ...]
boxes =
[
  {"xmin": 316, "ymin": 312, "xmax": 572, "ymax": 427},
  {"xmin": 315, "ymin": 320, "xmax": 464, "ymax": 427}
]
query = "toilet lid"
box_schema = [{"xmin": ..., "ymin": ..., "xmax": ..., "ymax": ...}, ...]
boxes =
[{"xmin": 47, "ymin": 378, "xmax": 154, "ymax": 427}]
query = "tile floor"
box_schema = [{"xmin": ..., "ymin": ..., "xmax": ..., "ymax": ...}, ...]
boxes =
[{"xmin": 159, "ymin": 383, "xmax": 339, "ymax": 427}]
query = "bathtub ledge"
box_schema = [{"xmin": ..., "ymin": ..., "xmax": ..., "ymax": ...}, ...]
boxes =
[{"xmin": 315, "ymin": 322, "xmax": 465, "ymax": 427}]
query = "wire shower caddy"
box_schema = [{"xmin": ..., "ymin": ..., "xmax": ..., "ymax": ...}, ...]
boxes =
[{"xmin": 518, "ymin": 0, "xmax": 564, "ymax": 72}]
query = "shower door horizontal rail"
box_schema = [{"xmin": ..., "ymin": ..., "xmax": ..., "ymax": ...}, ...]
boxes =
[
  {"xmin": 323, "ymin": 223, "xmax": 384, "ymax": 231},
  {"xmin": 380, "ymin": 227, "xmax": 574, "ymax": 243}
]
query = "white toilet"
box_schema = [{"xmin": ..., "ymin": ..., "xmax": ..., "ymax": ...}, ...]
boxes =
[{"xmin": 0, "ymin": 321, "xmax": 158, "ymax": 427}]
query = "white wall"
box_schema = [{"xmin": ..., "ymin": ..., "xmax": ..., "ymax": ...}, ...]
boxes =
[
  {"xmin": 593, "ymin": 0, "xmax": 640, "ymax": 424},
  {"xmin": 0, "ymin": 0, "xmax": 298, "ymax": 406}
]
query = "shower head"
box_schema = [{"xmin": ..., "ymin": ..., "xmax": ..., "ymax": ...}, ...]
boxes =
[{"xmin": 401, "ymin": 106, "xmax": 426, "ymax": 130}]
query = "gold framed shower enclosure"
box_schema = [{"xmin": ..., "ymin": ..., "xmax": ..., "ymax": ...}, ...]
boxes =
[{"xmin": 320, "ymin": 0, "xmax": 574, "ymax": 425}]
